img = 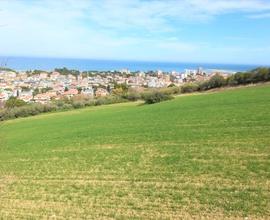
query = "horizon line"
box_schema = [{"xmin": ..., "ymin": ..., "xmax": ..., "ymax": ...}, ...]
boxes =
[{"xmin": 0, "ymin": 54, "xmax": 269, "ymax": 67}]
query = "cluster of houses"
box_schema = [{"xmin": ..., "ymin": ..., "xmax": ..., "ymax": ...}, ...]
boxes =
[{"xmin": 0, "ymin": 68, "xmax": 230, "ymax": 105}]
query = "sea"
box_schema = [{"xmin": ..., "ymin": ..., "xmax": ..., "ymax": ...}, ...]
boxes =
[{"xmin": 0, "ymin": 56, "xmax": 262, "ymax": 73}]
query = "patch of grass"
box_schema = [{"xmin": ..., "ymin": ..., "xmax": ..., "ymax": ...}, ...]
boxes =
[{"xmin": 0, "ymin": 84, "xmax": 269, "ymax": 219}]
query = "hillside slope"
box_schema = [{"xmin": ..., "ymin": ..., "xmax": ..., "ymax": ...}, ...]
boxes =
[{"xmin": 0, "ymin": 85, "xmax": 270, "ymax": 219}]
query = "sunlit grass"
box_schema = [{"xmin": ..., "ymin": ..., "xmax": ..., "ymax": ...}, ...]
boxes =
[{"xmin": 0, "ymin": 85, "xmax": 269, "ymax": 219}]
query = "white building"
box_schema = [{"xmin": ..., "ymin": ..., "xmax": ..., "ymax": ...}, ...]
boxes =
[{"xmin": 81, "ymin": 87, "xmax": 94, "ymax": 97}]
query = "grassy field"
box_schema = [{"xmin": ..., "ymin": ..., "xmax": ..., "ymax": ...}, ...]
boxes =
[{"xmin": 0, "ymin": 85, "xmax": 269, "ymax": 219}]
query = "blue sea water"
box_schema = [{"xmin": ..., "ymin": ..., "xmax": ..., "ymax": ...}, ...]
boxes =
[{"xmin": 0, "ymin": 56, "xmax": 261, "ymax": 72}]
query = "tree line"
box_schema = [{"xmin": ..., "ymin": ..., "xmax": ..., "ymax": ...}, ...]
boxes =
[{"xmin": 181, "ymin": 67, "xmax": 270, "ymax": 93}]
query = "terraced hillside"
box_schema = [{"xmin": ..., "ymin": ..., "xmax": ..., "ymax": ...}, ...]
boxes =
[{"xmin": 0, "ymin": 85, "xmax": 269, "ymax": 219}]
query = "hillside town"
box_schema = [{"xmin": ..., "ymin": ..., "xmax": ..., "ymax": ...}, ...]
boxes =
[{"xmin": 0, "ymin": 67, "xmax": 230, "ymax": 105}]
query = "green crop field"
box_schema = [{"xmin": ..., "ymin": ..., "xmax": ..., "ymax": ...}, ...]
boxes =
[{"xmin": 0, "ymin": 85, "xmax": 269, "ymax": 219}]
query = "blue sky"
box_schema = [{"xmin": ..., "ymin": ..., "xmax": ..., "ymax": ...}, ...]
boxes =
[{"xmin": 0, "ymin": 0, "xmax": 270, "ymax": 65}]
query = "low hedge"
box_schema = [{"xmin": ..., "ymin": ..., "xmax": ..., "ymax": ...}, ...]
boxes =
[{"xmin": 141, "ymin": 91, "xmax": 173, "ymax": 104}]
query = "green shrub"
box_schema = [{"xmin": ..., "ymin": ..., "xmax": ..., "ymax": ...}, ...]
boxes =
[
  {"xmin": 5, "ymin": 97, "xmax": 27, "ymax": 109},
  {"xmin": 123, "ymin": 92, "xmax": 141, "ymax": 101},
  {"xmin": 160, "ymin": 86, "xmax": 181, "ymax": 95},
  {"xmin": 72, "ymin": 101, "xmax": 86, "ymax": 109},
  {"xmin": 54, "ymin": 100, "xmax": 66, "ymax": 108},
  {"xmin": 181, "ymin": 83, "xmax": 199, "ymax": 93},
  {"xmin": 62, "ymin": 103, "xmax": 73, "ymax": 109},
  {"xmin": 227, "ymin": 75, "xmax": 238, "ymax": 86},
  {"xmin": 142, "ymin": 91, "xmax": 173, "ymax": 104},
  {"xmin": 208, "ymin": 74, "xmax": 226, "ymax": 88},
  {"xmin": 0, "ymin": 108, "xmax": 16, "ymax": 120},
  {"xmin": 0, "ymin": 109, "xmax": 12, "ymax": 121},
  {"xmin": 226, "ymin": 68, "xmax": 270, "ymax": 86},
  {"xmin": 85, "ymin": 100, "xmax": 96, "ymax": 107},
  {"xmin": 198, "ymin": 74, "xmax": 226, "ymax": 91},
  {"xmin": 95, "ymin": 96, "xmax": 127, "ymax": 106},
  {"xmin": 0, "ymin": 103, "xmax": 59, "ymax": 121}
]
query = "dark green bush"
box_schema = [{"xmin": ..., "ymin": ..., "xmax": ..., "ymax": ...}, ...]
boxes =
[
  {"xmin": 198, "ymin": 74, "xmax": 226, "ymax": 91},
  {"xmin": 142, "ymin": 91, "xmax": 173, "ymax": 104},
  {"xmin": 226, "ymin": 68, "xmax": 270, "ymax": 86},
  {"xmin": 227, "ymin": 76, "xmax": 239, "ymax": 86},
  {"xmin": 208, "ymin": 74, "xmax": 226, "ymax": 88}
]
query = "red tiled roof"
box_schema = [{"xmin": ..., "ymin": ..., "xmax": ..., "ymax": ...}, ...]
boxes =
[{"xmin": 63, "ymin": 89, "xmax": 78, "ymax": 95}]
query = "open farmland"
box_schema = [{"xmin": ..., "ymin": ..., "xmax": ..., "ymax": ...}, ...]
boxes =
[{"xmin": 0, "ymin": 85, "xmax": 270, "ymax": 219}]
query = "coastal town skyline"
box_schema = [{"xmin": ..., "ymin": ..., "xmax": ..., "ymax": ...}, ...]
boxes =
[{"xmin": 0, "ymin": 65, "xmax": 229, "ymax": 104}]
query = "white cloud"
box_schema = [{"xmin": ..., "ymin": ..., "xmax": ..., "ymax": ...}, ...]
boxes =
[
  {"xmin": 73, "ymin": 0, "xmax": 270, "ymax": 30},
  {"xmin": 1, "ymin": 0, "xmax": 270, "ymax": 32},
  {"xmin": 0, "ymin": 0, "xmax": 269, "ymax": 62}
]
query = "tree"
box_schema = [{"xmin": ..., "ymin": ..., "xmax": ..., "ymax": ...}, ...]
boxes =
[
  {"xmin": 114, "ymin": 83, "xmax": 128, "ymax": 93},
  {"xmin": 208, "ymin": 74, "xmax": 226, "ymax": 88},
  {"xmin": 32, "ymin": 69, "xmax": 45, "ymax": 75},
  {"xmin": 142, "ymin": 91, "xmax": 173, "ymax": 104},
  {"xmin": 54, "ymin": 67, "xmax": 80, "ymax": 76},
  {"xmin": 5, "ymin": 97, "xmax": 27, "ymax": 109},
  {"xmin": 41, "ymin": 87, "xmax": 52, "ymax": 93},
  {"xmin": 77, "ymin": 87, "xmax": 82, "ymax": 94},
  {"xmin": 167, "ymin": 83, "xmax": 176, "ymax": 87},
  {"xmin": 33, "ymin": 88, "xmax": 40, "ymax": 96},
  {"xmin": 181, "ymin": 83, "xmax": 199, "ymax": 93},
  {"xmin": 112, "ymin": 87, "xmax": 124, "ymax": 96}
]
